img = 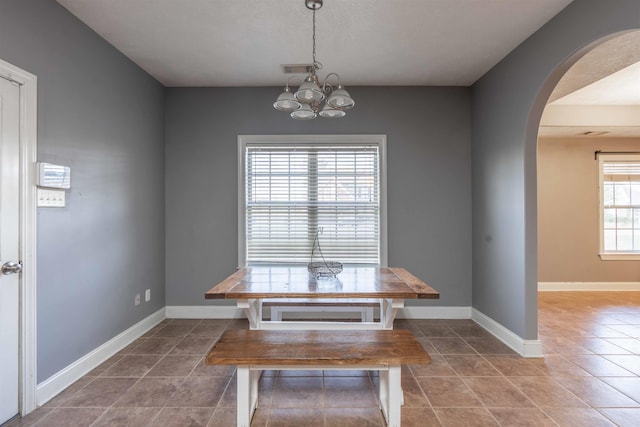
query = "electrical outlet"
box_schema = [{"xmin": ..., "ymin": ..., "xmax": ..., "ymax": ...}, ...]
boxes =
[
  {"xmin": 135, "ymin": 293, "xmax": 141, "ymax": 306},
  {"xmin": 145, "ymin": 289, "xmax": 151, "ymax": 302}
]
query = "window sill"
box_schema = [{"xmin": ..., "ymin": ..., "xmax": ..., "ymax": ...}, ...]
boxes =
[{"xmin": 599, "ymin": 253, "xmax": 640, "ymax": 261}]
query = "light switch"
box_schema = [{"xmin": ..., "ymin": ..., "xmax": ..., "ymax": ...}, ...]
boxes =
[{"xmin": 37, "ymin": 188, "xmax": 66, "ymax": 207}]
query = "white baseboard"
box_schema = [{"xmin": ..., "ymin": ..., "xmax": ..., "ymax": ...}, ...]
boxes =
[
  {"xmin": 538, "ymin": 282, "xmax": 640, "ymax": 291},
  {"xmin": 36, "ymin": 308, "xmax": 166, "ymax": 406},
  {"xmin": 398, "ymin": 306, "xmax": 472, "ymax": 319},
  {"xmin": 165, "ymin": 305, "xmax": 473, "ymax": 320},
  {"xmin": 472, "ymin": 309, "xmax": 542, "ymax": 358},
  {"xmin": 166, "ymin": 305, "xmax": 245, "ymax": 318}
]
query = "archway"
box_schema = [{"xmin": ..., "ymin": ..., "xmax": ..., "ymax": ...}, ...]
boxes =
[{"xmin": 523, "ymin": 27, "xmax": 640, "ymax": 350}]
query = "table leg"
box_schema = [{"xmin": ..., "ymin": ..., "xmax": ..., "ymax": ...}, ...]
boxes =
[
  {"xmin": 238, "ymin": 299, "xmax": 262, "ymax": 329},
  {"xmin": 381, "ymin": 299, "xmax": 404, "ymax": 330}
]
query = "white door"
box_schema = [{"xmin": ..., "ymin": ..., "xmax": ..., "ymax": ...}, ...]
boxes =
[{"xmin": 0, "ymin": 75, "xmax": 21, "ymax": 424}]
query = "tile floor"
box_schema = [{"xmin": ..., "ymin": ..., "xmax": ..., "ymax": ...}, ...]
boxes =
[{"xmin": 5, "ymin": 292, "xmax": 640, "ymax": 426}]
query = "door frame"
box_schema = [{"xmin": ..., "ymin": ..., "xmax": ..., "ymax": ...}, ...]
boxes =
[{"xmin": 0, "ymin": 58, "xmax": 37, "ymax": 416}]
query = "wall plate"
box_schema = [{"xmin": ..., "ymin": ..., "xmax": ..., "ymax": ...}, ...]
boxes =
[{"xmin": 37, "ymin": 188, "xmax": 65, "ymax": 207}]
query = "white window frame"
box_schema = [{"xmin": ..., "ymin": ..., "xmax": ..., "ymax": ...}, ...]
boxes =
[
  {"xmin": 598, "ymin": 153, "xmax": 640, "ymax": 260},
  {"xmin": 238, "ymin": 134, "xmax": 387, "ymax": 267}
]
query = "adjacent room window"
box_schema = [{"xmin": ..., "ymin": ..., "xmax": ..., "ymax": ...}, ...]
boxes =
[
  {"xmin": 238, "ymin": 135, "xmax": 387, "ymax": 266},
  {"xmin": 599, "ymin": 154, "xmax": 640, "ymax": 260}
]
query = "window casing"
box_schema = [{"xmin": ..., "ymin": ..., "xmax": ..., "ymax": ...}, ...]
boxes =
[
  {"xmin": 599, "ymin": 154, "xmax": 640, "ymax": 260},
  {"xmin": 238, "ymin": 135, "xmax": 387, "ymax": 267}
]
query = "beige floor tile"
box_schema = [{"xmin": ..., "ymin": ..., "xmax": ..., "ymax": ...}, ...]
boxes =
[
  {"xmin": 325, "ymin": 408, "xmax": 384, "ymax": 426},
  {"xmin": 598, "ymin": 408, "xmax": 640, "ymax": 427},
  {"xmin": 484, "ymin": 355, "xmax": 545, "ymax": 376},
  {"xmin": 434, "ymin": 407, "xmax": 498, "ymax": 426},
  {"xmin": 488, "ymin": 408, "xmax": 556, "ymax": 426},
  {"xmin": 543, "ymin": 408, "xmax": 615, "ymax": 427},
  {"xmin": 271, "ymin": 377, "xmax": 324, "ymax": 408},
  {"xmin": 31, "ymin": 408, "xmax": 105, "ymax": 427},
  {"xmin": 145, "ymin": 354, "xmax": 201, "ymax": 377},
  {"xmin": 416, "ymin": 377, "xmax": 482, "ymax": 407},
  {"xmin": 559, "ymin": 376, "xmax": 639, "ymax": 407},
  {"xmin": 571, "ymin": 354, "xmax": 636, "ymax": 376},
  {"xmin": 444, "ymin": 355, "xmax": 501, "ymax": 376},
  {"xmin": 150, "ymin": 407, "xmax": 213, "ymax": 427},
  {"xmin": 113, "ymin": 377, "xmax": 183, "ymax": 407},
  {"xmin": 267, "ymin": 408, "xmax": 324, "ymax": 427},
  {"xmin": 462, "ymin": 377, "xmax": 535, "ymax": 408},
  {"xmin": 100, "ymin": 355, "xmax": 162, "ymax": 377},
  {"xmin": 324, "ymin": 376, "xmax": 378, "ymax": 408},
  {"xmin": 409, "ymin": 355, "xmax": 457, "ymax": 377},
  {"xmin": 91, "ymin": 407, "xmax": 160, "ymax": 426},
  {"xmin": 429, "ymin": 338, "xmax": 477, "ymax": 355},
  {"xmin": 508, "ymin": 376, "xmax": 588, "ymax": 408},
  {"xmin": 599, "ymin": 377, "xmax": 640, "ymax": 404}
]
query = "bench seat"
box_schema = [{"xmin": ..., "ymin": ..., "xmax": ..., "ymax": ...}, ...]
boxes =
[{"xmin": 206, "ymin": 329, "xmax": 430, "ymax": 427}]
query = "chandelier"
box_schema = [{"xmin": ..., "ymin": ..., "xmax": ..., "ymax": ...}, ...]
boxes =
[{"xmin": 273, "ymin": 0, "xmax": 355, "ymax": 120}]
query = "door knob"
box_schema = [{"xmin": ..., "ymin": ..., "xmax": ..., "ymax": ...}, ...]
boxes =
[{"xmin": 1, "ymin": 261, "xmax": 22, "ymax": 275}]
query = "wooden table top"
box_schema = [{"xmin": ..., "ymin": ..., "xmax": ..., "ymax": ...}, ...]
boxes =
[
  {"xmin": 206, "ymin": 329, "xmax": 432, "ymax": 366},
  {"xmin": 205, "ymin": 267, "xmax": 440, "ymax": 300}
]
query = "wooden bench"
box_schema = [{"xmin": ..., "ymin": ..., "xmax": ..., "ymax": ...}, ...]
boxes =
[
  {"xmin": 206, "ymin": 329, "xmax": 431, "ymax": 427},
  {"xmin": 261, "ymin": 298, "xmax": 380, "ymax": 322}
]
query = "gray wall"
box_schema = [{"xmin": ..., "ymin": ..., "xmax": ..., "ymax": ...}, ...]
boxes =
[
  {"xmin": 538, "ymin": 138, "xmax": 640, "ymax": 283},
  {"xmin": 471, "ymin": 0, "xmax": 640, "ymax": 340},
  {"xmin": 0, "ymin": 0, "xmax": 166, "ymax": 381},
  {"xmin": 165, "ymin": 87, "xmax": 472, "ymax": 307}
]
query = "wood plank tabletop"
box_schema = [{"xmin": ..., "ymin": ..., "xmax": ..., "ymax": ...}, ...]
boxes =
[
  {"xmin": 206, "ymin": 329, "xmax": 431, "ymax": 366},
  {"xmin": 204, "ymin": 267, "xmax": 440, "ymax": 300}
]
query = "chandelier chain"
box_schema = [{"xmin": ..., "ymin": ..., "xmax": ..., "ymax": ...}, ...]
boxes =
[{"xmin": 312, "ymin": 8, "xmax": 317, "ymax": 67}]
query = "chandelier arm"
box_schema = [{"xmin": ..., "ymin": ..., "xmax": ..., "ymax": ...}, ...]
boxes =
[{"xmin": 322, "ymin": 73, "xmax": 342, "ymax": 93}]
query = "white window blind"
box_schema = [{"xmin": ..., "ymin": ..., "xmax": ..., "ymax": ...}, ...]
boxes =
[
  {"xmin": 600, "ymin": 156, "xmax": 640, "ymax": 255},
  {"xmin": 244, "ymin": 141, "xmax": 381, "ymax": 265}
]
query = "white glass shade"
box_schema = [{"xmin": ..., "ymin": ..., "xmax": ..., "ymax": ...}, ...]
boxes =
[
  {"xmin": 273, "ymin": 89, "xmax": 302, "ymax": 112},
  {"xmin": 326, "ymin": 87, "xmax": 355, "ymax": 110},
  {"xmin": 318, "ymin": 104, "xmax": 346, "ymax": 118},
  {"xmin": 291, "ymin": 103, "xmax": 317, "ymax": 120},
  {"xmin": 295, "ymin": 79, "xmax": 324, "ymax": 103}
]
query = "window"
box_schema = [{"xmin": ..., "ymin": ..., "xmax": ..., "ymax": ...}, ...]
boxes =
[
  {"xmin": 599, "ymin": 154, "xmax": 640, "ymax": 260},
  {"xmin": 238, "ymin": 135, "xmax": 387, "ymax": 267}
]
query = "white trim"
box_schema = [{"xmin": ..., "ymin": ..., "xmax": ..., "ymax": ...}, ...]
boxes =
[
  {"xmin": 598, "ymin": 153, "xmax": 640, "ymax": 257},
  {"xmin": 236, "ymin": 134, "xmax": 388, "ymax": 267},
  {"xmin": 35, "ymin": 308, "xmax": 165, "ymax": 406},
  {"xmin": 397, "ymin": 306, "xmax": 472, "ymax": 319},
  {"xmin": 166, "ymin": 304, "xmax": 472, "ymax": 320},
  {"xmin": 599, "ymin": 253, "xmax": 640, "ymax": 261},
  {"xmin": 538, "ymin": 281, "xmax": 640, "ymax": 291},
  {"xmin": 0, "ymin": 59, "xmax": 38, "ymax": 416},
  {"xmin": 471, "ymin": 309, "xmax": 543, "ymax": 358},
  {"xmin": 166, "ymin": 305, "xmax": 245, "ymax": 319}
]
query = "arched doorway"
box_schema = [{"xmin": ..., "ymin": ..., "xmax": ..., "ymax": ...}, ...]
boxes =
[
  {"xmin": 471, "ymin": 0, "xmax": 639, "ymax": 357},
  {"xmin": 537, "ymin": 32, "xmax": 640, "ymax": 289},
  {"xmin": 535, "ymin": 31, "xmax": 640, "ymax": 355}
]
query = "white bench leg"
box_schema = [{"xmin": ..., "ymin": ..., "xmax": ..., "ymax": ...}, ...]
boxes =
[
  {"xmin": 379, "ymin": 366, "xmax": 402, "ymax": 427},
  {"xmin": 236, "ymin": 367, "xmax": 260, "ymax": 427}
]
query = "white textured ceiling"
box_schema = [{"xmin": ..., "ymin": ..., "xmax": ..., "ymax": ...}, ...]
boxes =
[
  {"xmin": 56, "ymin": 0, "xmax": 574, "ymax": 87},
  {"xmin": 55, "ymin": 0, "xmax": 639, "ymax": 139},
  {"xmin": 539, "ymin": 33, "xmax": 640, "ymax": 139}
]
